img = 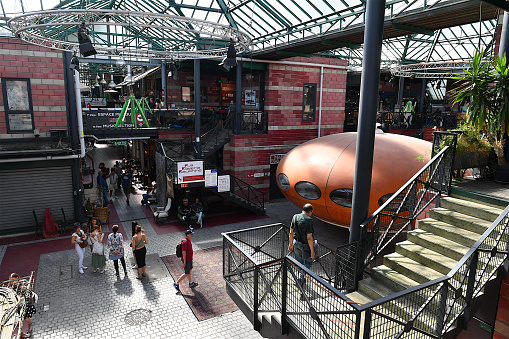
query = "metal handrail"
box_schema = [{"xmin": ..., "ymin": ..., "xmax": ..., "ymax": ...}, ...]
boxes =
[{"xmin": 224, "ymin": 206, "xmax": 509, "ymax": 338}]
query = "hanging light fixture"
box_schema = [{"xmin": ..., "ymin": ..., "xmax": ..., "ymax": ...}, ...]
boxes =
[
  {"xmin": 124, "ymin": 64, "xmax": 133, "ymax": 83},
  {"xmin": 168, "ymin": 62, "xmax": 178, "ymax": 78},
  {"xmin": 100, "ymin": 74, "xmax": 107, "ymax": 85},
  {"xmin": 219, "ymin": 40, "xmax": 237, "ymax": 72},
  {"xmin": 69, "ymin": 55, "xmax": 79, "ymax": 71},
  {"xmin": 108, "ymin": 76, "xmax": 116, "ymax": 88},
  {"xmin": 94, "ymin": 75, "xmax": 100, "ymax": 87},
  {"xmin": 77, "ymin": 23, "xmax": 97, "ymax": 57}
]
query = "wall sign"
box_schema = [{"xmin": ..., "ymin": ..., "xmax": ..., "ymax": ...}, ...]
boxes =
[
  {"xmin": 270, "ymin": 154, "xmax": 286, "ymax": 164},
  {"xmin": 218, "ymin": 175, "xmax": 230, "ymax": 192},
  {"xmin": 205, "ymin": 169, "xmax": 218, "ymax": 187},
  {"xmin": 1, "ymin": 78, "xmax": 35, "ymax": 133},
  {"xmin": 177, "ymin": 161, "xmax": 204, "ymax": 184}
]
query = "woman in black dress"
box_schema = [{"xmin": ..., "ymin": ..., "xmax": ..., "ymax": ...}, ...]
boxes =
[{"xmin": 131, "ymin": 225, "xmax": 148, "ymax": 279}]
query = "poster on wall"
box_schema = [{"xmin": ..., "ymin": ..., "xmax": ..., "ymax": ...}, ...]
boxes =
[
  {"xmin": 177, "ymin": 161, "xmax": 204, "ymax": 184},
  {"xmin": 218, "ymin": 175, "xmax": 230, "ymax": 192},
  {"xmin": 2, "ymin": 78, "xmax": 34, "ymax": 133},
  {"xmin": 205, "ymin": 169, "xmax": 218, "ymax": 188},
  {"xmin": 245, "ymin": 90, "xmax": 256, "ymax": 105}
]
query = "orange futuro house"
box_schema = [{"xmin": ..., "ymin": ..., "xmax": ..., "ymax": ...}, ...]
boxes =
[{"xmin": 276, "ymin": 132, "xmax": 432, "ymax": 226}]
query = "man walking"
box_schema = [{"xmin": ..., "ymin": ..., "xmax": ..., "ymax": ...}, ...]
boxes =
[
  {"xmin": 174, "ymin": 229, "xmax": 198, "ymax": 293},
  {"xmin": 288, "ymin": 203, "xmax": 315, "ymax": 285},
  {"xmin": 120, "ymin": 168, "xmax": 132, "ymax": 205}
]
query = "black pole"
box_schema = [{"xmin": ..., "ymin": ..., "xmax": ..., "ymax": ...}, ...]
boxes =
[
  {"xmin": 194, "ymin": 59, "xmax": 201, "ymax": 157},
  {"xmin": 397, "ymin": 76, "xmax": 404, "ymax": 112},
  {"xmin": 419, "ymin": 78, "xmax": 426, "ymax": 115},
  {"xmin": 500, "ymin": 12, "xmax": 509, "ymax": 60},
  {"xmin": 349, "ymin": 0, "xmax": 386, "ymax": 243},
  {"xmin": 235, "ymin": 61, "xmax": 242, "ymax": 134}
]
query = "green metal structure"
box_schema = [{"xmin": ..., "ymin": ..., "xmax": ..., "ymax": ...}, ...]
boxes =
[{"xmin": 0, "ymin": 0, "xmax": 504, "ymax": 69}]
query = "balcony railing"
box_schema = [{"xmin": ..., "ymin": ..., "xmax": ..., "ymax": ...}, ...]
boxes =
[{"xmin": 224, "ymin": 205, "xmax": 509, "ymax": 338}]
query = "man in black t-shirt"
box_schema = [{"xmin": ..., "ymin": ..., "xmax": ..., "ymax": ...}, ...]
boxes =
[
  {"xmin": 288, "ymin": 203, "xmax": 315, "ymax": 285},
  {"xmin": 178, "ymin": 198, "xmax": 194, "ymax": 226}
]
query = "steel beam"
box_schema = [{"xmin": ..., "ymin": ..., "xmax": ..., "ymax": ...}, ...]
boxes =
[
  {"xmin": 194, "ymin": 59, "xmax": 201, "ymax": 157},
  {"xmin": 349, "ymin": 0, "xmax": 386, "ymax": 243},
  {"xmin": 236, "ymin": 61, "xmax": 242, "ymax": 134},
  {"xmin": 392, "ymin": 23, "xmax": 434, "ymax": 36}
]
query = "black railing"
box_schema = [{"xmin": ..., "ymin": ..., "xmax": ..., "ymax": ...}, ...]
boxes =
[
  {"xmin": 203, "ymin": 162, "xmax": 265, "ymax": 213},
  {"xmin": 344, "ymin": 132, "xmax": 457, "ymax": 290},
  {"xmin": 239, "ymin": 111, "xmax": 268, "ymax": 134},
  {"xmin": 224, "ymin": 206, "xmax": 509, "ymax": 338}
]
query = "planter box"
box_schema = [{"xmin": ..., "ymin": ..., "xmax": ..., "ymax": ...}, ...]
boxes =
[{"xmin": 453, "ymin": 151, "xmax": 489, "ymax": 170}]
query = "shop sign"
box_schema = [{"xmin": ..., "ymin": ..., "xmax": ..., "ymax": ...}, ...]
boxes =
[
  {"xmin": 270, "ymin": 154, "xmax": 286, "ymax": 164},
  {"xmin": 113, "ymin": 140, "xmax": 128, "ymax": 146},
  {"xmin": 177, "ymin": 161, "xmax": 204, "ymax": 184},
  {"xmin": 84, "ymin": 98, "xmax": 107, "ymax": 107},
  {"xmin": 218, "ymin": 175, "xmax": 230, "ymax": 192},
  {"xmin": 218, "ymin": 79, "xmax": 229, "ymax": 84}
]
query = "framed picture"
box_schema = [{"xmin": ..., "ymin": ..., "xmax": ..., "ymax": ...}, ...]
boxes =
[{"xmin": 1, "ymin": 78, "xmax": 34, "ymax": 132}]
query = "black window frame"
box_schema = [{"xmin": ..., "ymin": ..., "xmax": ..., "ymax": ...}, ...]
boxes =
[
  {"xmin": 1, "ymin": 77, "xmax": 35, "ymax": 133},
  {"xmin": 302, "ymin": 83, "xmax": 317, "ymax": 122}
]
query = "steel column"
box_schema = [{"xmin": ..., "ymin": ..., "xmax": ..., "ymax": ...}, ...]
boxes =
[
  {"xmin": 500, "ymin": 11, "xmax": 509, "ymax": 60},
  {"xmin": 397, "ymin": 76, "xmax": 404, "ymax": 112},
  {"xmin": 349, "ymin": 0, "xmax": 386, "ymax": 243},
  {"xmin": 419, "ymin": 78, "xmax": 426, "ymax": 114},
  {"xmin": 235, "ymin": 61, "xmax": 242, "ymax": 134},
  {"xmin": 194, "ymin": 59, "xmax": 202, "ymax": 156},
  {"xmin": 161, "ymin": 62, "xmax": 167, "ymax": 107}
]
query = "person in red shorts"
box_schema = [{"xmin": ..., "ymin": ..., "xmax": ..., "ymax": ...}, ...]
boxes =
[{"xmin": 174, "ymin": 229, "xmax": 198, "ymax": 293}]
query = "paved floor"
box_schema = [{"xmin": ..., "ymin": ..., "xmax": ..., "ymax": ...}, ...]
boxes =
[{"xmin": 3, "ymin": 146, "xmax": 508, "ymax": 339}]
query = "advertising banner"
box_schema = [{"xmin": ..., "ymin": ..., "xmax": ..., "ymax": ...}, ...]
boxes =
[
  {"xmin": 177, "ymin": 161, "xmax": 204, "ymax": 184},
  {"xmin": 205, "ymin": 169, "xmax": 218, "ymax": 187}
]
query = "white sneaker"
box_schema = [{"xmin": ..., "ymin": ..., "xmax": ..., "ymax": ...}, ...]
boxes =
[
  {"xmin": 79, "ymin": 268, "xmax": 84, "ymax": 274},
  {"xmin": 94, "ymin": 268, "xmax": 98, "ymax": 273},
  {"xmin": 82, "ymin": 266, "xmax": 88, "ymax": 270}
]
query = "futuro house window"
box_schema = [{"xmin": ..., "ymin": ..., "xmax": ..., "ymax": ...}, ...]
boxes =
[
  {"xmin": 330, "ymin": 189, "xmax": 353, "ymax": 207},
  {"xmin": 278, "ymin": 173, "xmax": 290, "ymax": 191},
  {"xmin": 295, "ymin": 181, "xmax": 321, "ymax": 200}
]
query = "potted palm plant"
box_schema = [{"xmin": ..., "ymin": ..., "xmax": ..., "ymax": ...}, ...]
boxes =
[{"xmin": 451, "ymin": 50, "xmax": 509, "ymax": 182}]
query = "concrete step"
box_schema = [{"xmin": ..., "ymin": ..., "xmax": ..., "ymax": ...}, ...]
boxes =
[
  {"xmin": 441, "ymin": 196, "xmax": 503, "ymax": 223},
  {"xmin": 429, "ymin": 208, "xmax": 492, "ymax": 235},
  {"xmin": 407, "ymin": 229, "xmax": 469, "ymax": 261},
  {"xmin": 418, "ymin": 218, "xmax": 480, "ymax": 248},
  {"xmin": 345, "ymin": 291, "xmax": 372, "ymax": 306},
  {"xmin": 370, "ymin": 265, "xmax": 420, "ymax": 292},
  {"xmin": 396, "ymin": 240, "xmax": 457, "ymax": 275},
  {"xmin": 357, "ymin": 276, "xmax": 398, "ymax": 300},
  {"xmin": 383, "ymin": 252, "xmax": 443, "ymax": 284}
]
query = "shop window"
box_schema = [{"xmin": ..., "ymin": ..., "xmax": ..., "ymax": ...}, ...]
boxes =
[
  {"xmin": 302, "ymin": 83, "xmax": 317, "ymax": 122},
  {"xmin": 1, "ymin": 77, "xmax": 35, "ymax": 133},
  {"xmin": 182, "ymin": 86, "xmax": 194, "ymax": 102}
]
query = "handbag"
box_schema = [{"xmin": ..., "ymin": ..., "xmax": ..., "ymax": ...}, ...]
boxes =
[{"xmin": 92, "ymin": 238, "xmax": 104, "ymax": 255}]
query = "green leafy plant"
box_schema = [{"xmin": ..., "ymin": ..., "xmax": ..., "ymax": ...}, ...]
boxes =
[
  {"xmin": 451, "ymin": 50, "xmax": 509, "ymax": 165},
  {"xmin": 453, "ymin": 125, "xmax": 491, "ymax": 154}
]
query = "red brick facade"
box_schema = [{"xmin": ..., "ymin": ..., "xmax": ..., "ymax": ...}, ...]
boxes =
[
  {"xmin": 0, "ymin": 36, "xmax": 67, "ymax": 137},
  {"xmin": 496, "ymin": 278, "xmax": 509, "ymax": 338},
  {"xmin": 223, "ymin": 56, "xmax": 347, "ymax": 193}
]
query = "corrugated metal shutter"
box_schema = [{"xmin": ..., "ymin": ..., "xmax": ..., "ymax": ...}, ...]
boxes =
[{"xmin": 0, "ymin": 166, "xmax": 74, "ymax": 234}]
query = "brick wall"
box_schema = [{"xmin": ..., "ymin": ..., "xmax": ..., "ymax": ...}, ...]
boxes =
[
  {"xmin": 0, "ymin": 36, "xmax": 67, "ymax": 138},
  {"xmin": 224, "ymin": 56, "xmax": 348, "ymax": 193},
  {"xmin": 496, "ymin": 278, "xmax": 509, "ymax": 338}
]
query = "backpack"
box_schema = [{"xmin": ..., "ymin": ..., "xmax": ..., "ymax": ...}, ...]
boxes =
[{"xmin": 176, "ymin": 241, "xmax": 183, "ymax": 258}]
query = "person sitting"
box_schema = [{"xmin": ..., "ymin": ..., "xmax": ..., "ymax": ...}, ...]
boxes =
[
  {"xmin": 178, "ymin": 198, "xmax": 195, "ymax": 226},
  {"xmin": 141, "ymin": 183, "xmax": 156, "ymax": 206},
  {"xmin": 191, "ymin": 197, "xmax": 204, "ymax": 228}
]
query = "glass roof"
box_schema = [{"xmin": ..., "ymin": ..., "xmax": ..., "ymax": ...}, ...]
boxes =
[{"xmin": 0, "ymin": 0, "xmax": 501, "ymax": 69}]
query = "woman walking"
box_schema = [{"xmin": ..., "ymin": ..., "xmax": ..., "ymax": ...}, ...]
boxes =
[
  {"xmin": 132, "ymin": 225, "xmax": 148, "ymax": 280},
  {"xmin": 108, "ymin": 225, "xmax": 127, "ymax": 276},
  {"xmin": 71, "ymin": 225, "xmax": 88, "ymax": 274},
  {"xmin": 90, "ymin": 224, "xmax": 106, "ymax": 273}
]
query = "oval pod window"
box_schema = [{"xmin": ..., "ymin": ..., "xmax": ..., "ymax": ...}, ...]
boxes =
[
  {"xmin": 278, "ymin": 173, "xmax": 290, "ymax": 191},
  {"xmin": 295, "ymin": 181, "xmax": 321, "ymax": 200},
  {"xmin": 330, "ymin": 189, "xmax": 353, "ymax": 207}
]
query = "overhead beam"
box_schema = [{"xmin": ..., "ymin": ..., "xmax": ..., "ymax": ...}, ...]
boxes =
[
  {"xmin": 483, "ymin": 0, "xmax": 509, "ymax": 11},
  {"xmin": 275, "ymin": 51, "xmax": 312, "ymax": 57},
  {"xmin": 391, "ymin": 23, "xmax": 434, "ymax": 36},
  {"xmin": 321, "ymin": 39, "xmax": 361, "ymax": 49},
  {"xmin": 216, "ymin": 0, "xmax": 238, "ymax": 29}
]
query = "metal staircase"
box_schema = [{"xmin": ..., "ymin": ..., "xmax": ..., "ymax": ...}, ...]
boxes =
[{"xmin": 157, "ymin": 116, "xmax": 265, "ymax": 214}]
